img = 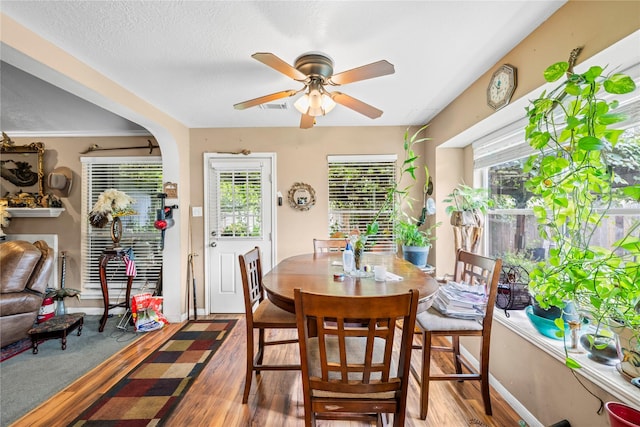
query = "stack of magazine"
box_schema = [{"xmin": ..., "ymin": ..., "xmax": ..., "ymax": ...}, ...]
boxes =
[{"xmin": 432, "ymin": 281, "xmax": 488, "ymax": 320}]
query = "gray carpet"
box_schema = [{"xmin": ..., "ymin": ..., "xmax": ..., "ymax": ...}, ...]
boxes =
[{"xmin": 0, "ymin": 314, "xmax": 141, "ymax": 427}]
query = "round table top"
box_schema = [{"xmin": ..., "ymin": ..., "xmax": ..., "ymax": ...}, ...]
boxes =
[{"xmin": 262, "ymin": 252, "xmax": 439, "ymax": 313}]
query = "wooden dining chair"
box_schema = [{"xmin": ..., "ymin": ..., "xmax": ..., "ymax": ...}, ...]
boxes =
[
  {"xmin": 414, "ymin": 249, "xmax": 502, "ymax": 419},
  {"xmin": 238, "ymin": 247, "xmax": 300, "ymax": 404},
  {"xmin": 294, "ymin": 288, "xmax": 419, "ymax": 427},
  {"xmin": 313, "ymin": 238, "xmax": 346, "ymax": 253}
]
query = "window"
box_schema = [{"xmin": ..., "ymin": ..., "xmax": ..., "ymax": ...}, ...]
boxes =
[
  {"xmin": 476, "ymin": 115, "xmax": 640, "ymax": 270},
  {"xmin": 328, "ymin": 155, "xmax": 397, "ymax": 252},
  {"xmin": 210, "ymin": 167, "xmax": 262, "ymax": 238},
  {"xmin": 81, "ymin": 157, "xmax": 163, "ymax": 298}
]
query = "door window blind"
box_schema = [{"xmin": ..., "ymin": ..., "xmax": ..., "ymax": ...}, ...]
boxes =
[
  {"xmin": 81, "ymin": 157, "xmax": 163, "ymax": 297},
  {"xmin": 208, "ymin": 161, "xmax": 263, "ymax": 239}
]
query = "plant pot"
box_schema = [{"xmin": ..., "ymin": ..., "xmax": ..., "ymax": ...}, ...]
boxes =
[
  {"xmin": 611, "ymin": 321, "xmax": 640, "ymax": 380},
  {"xmin": 531, "ymin": 300, "xmax": 579, "ymax": 322},
  {"xmin": 580, "ymin": 333, "xmax": 620, "ymax": 366},
  {"xmin": 402, "ymin": 245, "xmax": 429, "ymax": 268},
  {"xmin": 450, "ymin": 210, "xmax": 483, "ymax": 227},
  {"xmin": 525, "ymin": 306, "xmax": 588, "ymax": 340},
  {"xmin": 605, "ymin": 402, "xmax": 640, "ymax": 427}
]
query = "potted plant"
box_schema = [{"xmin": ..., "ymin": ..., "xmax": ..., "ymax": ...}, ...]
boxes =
[
  {"xmin": 395, "ymin": 219, "xmax": 439, "ymax": 268},
  {"xmin": 523, "ymin": 60, "xmax": 640, "ymax": 376},
  {"xmin": 443, "ymin": 184, "xmax": 493, "ymax": 254}
]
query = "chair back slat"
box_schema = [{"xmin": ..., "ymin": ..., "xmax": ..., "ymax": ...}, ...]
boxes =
[
  {"xmin": 239, "ymin": 247, "xmax": 264, "ymax": 317},
  {"xmin": 453, "ymin": 249, "xmax": 502, "ymax": 325},
  {"xmin": 313, "ymin": 238, "xmax": 347, "ymax": 253}
]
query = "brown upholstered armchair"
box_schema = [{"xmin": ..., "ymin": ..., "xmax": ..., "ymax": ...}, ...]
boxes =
[{"xmin": 0, "ymin": 240, "xmax": 55, "ymax": 347}]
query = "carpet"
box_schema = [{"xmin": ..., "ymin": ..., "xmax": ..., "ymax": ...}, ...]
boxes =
[
  {"xmin": 70, "ymin": 319, "xmax": 237, "ymax": 426},
  {"xmin": 1, "ymin": 315, "xmax": 140, "ymax": 427}
]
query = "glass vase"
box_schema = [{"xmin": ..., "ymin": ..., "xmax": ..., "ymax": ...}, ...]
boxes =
[
  {"xmin": 56, "ymin": 299, "xmax": 66, "ymax": 316},
  {"xmin": 354, "ymin": 247, "xmax": 364, "ymax": 271}
]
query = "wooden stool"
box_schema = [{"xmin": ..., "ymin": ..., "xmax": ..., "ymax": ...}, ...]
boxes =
[{"xmin": 28, "ymin": 313, "xmax": 85, "ymax": 354}]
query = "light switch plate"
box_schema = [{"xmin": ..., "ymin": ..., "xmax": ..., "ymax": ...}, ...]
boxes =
[{"xmin": 192, "ymin": 206, "xmax": 203, "ymax": 217}]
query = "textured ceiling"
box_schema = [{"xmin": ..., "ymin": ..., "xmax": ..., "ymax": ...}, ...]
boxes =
[{"xmin": 1, "ymin": 1, "xmax": 566, "ymax": 134}]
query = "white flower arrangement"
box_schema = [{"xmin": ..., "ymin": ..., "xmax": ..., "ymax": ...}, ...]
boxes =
[{"xmin": 88, "ymin": 189, "xmax": 135, "ymax": 228}]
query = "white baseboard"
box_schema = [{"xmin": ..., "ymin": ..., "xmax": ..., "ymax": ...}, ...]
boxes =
[{"xmin": 458, "ymin": 345, "xmax": 543, "ymax": 427}]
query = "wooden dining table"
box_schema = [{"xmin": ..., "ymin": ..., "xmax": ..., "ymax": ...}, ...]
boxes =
[{"xmin": 262, "ymin": 252, "xmax": 439, "ymax": 313}]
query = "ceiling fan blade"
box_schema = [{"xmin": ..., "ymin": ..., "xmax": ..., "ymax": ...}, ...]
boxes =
[
  {"xmin": 300, "ymin": 113, "xmax": 315, "ymax": 129},
  {"xmin": 252, "ymin": 52, "xmax": 307, "ymax": 81},
  {"xmin": 330, "ymin": 60, "xmax": 395, "ymax": 85},
  {"xmin": 330, "ymin": 92, "xmax": 383, "ymax": 119},
  {"xmin": 233, "ymin": 90, "xmax": 299, "ymax": 110}
]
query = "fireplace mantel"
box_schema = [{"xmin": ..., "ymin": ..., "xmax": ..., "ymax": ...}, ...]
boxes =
[{"xmin": 6, "ymin": 208, "xmax": 65, "ymax": 218}]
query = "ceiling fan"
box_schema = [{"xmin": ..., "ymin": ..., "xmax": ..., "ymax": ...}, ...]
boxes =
[{"xmin": 233, "ymin": 52, "xmax": 395, "ymax": 129}]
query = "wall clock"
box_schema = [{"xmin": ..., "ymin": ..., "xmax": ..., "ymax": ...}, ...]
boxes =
[{"xmin": 487, "ymin": 64, "xmax": 517, "ymax": 110}]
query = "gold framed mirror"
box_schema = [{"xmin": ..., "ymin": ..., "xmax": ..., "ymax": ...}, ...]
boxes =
[
  {"xmin": 288, "ymin": 182, "xmax": 316, "ymax": 211},
  {"xmin": 1, "ymin": 138, "xmax": 45, "ymax": 207}
]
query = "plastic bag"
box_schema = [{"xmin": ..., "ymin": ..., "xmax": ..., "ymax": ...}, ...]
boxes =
[{"xmin": 131, "ymin": 292, "xmax": 169, "ymax": 332}]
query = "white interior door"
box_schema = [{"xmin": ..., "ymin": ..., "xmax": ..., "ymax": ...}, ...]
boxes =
[{"xmin": 204, "ymin": 154, "xmax": 275, "ymax": 313}]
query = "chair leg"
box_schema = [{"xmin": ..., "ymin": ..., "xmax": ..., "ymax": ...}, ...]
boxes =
[
  {"xmin": 256, "ymin": 328, "xmax": 265, "ymax": 366},
  {"xmin": 452, "ymin": 335, "xmax": 462, "ymax": 375},
  {"xmin": 419, "ymin": 330, "xmax": 432, "ymax": 420},
  {"xmin": 480, "ymin": 338, "xmax": 493, "ymax": 415},
  {"xmin": 242, "ymin": 327, "xmax": 254, "ymax": 404}
]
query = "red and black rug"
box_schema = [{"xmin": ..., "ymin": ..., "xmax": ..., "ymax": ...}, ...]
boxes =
[
  {"xmin": 70, "ymin": 319, "xmax": 236, "ymax": 426},
  {"xmin": 0, "ymin": 338, "xmax": 36, "ymax": 362}
]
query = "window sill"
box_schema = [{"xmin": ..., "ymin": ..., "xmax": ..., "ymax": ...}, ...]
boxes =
[{"xmin": 494, "ymin": 309, "xmax": 639, "ymax": 406}]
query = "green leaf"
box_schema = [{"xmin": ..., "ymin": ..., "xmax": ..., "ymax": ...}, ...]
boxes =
[
  {"xmin": 598, "ymin": 113, "xmax": 627, "ymax": 125},
  {"xmin": 583, "ymin": 66, "xmax": 603, "ymax": 83},
  {"xmin": 532, "ymin": 205, "xmax": 547, "ymax": 220},
  {"xmin": 565, "ymin": 82, "xmax": 581, "ymax": 96},
  {"xmin": 565, "ymin": 357, "xmax": 582, "ymax": 369},
  {"xmin": 622, "ymin": 185, "xmax": 640, "ymax": 201},
  {"xmin": 604, "ymin": 74, "xmax": 636, "ymax": 94},
  {"xmin": 566, "ymin": 116, "xmax": 580, "ymax": 130},
  {"xmin": 577, "ymin": 136, "xmax": 604, "ymax": 151},
  {"xmin": 544, "ymin": 62, "xmax": 569, "ymax": 82},
  {"xmin": 553, "ymin": 317, "xmax": 565, "ymax": 331},
  {"xmin": 529, "ymin": 131, "xmax": 551, "ymax": 149}
]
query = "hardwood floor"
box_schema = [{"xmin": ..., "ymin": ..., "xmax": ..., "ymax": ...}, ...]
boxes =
[{"xmin": 13, "ymin": 314, "xmax": 525, "ymax": 426}]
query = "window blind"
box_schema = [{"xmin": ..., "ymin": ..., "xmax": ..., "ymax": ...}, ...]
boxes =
[
  {"xmin": 209, "ymin": 161, "xmax": 263, "ymax": 239},
  {"xmin": 327, "ymin": 155, "xmax": 397, "ymax": 252},
  {"xmin": 81, "ymin": 157, "xmax": 163, "ymax": 298}
]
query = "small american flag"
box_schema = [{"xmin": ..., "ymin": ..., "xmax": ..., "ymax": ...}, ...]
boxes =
[{"xmin": 124, "ymin": 248, "xmax": 137, "ymax": 277}]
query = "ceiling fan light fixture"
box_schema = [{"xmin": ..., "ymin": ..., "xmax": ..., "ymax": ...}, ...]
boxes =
[
  {"xmin": 294, "ymin": 81, "xmax": 336, "ymax": 117},
  {"xmin": 294, "ymin": 93, "xmax": 336, "ymax": 116}
]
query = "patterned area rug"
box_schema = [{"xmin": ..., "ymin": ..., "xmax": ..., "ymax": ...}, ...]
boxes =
[
  {"xmin": 70, "ymin": 319, "xmax": 237, "ymax": 426},
  {"xmin": 0, "ymin": 337, "xmax": 35, "ymax": 362}
]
